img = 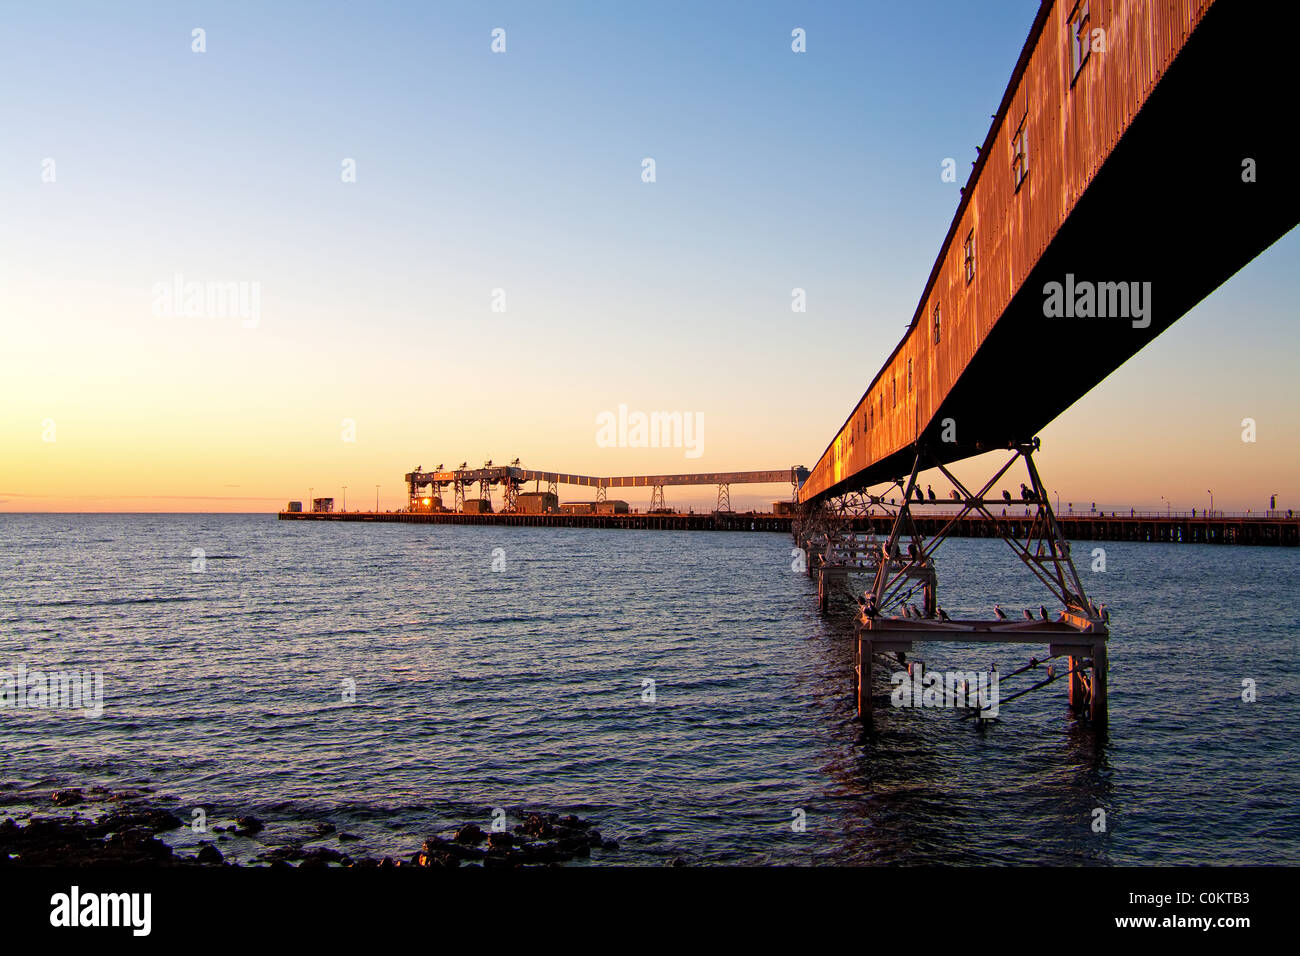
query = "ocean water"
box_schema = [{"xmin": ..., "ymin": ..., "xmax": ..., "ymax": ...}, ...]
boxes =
[{"xmin": 1, "ymin": 514, "xmax": 1297, "ymax": 865}]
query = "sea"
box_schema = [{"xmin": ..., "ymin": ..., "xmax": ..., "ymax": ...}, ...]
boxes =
[{"xmin": 1, "ymin": 514, "xmax": 1297, "ymax": 865}]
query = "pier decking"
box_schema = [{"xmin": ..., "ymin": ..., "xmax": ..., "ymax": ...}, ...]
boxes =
[{"xmin": 278, "ymin": 509, "xmax": 1300, "ymax": 545}]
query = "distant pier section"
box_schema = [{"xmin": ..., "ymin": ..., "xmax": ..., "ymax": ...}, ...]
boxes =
[{"xmin": 277, "ymin": 461, "xmax": 1299, "ymax": 546}]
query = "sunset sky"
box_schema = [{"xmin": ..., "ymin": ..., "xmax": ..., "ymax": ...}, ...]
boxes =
[{"xmin": 2, "ymin": 1, "xmax": 1296, "ymax": 514}]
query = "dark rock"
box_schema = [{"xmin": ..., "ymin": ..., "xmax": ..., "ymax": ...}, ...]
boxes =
[
  {"xmin": 195, "ymin": 842, "xmax": 224, "ymax": 864},
  {"xmin": 421, "ymin": 836, "xmax": 482, "ymax": 860},
  {"xmin": 482, "ymin": 849, "xmax": 516, "ymax": 868},
  {"xmin": 556, "ymin": 836, "xmax": 590, "ymax": 858},
  {"xmin": 516, "ymin": 842, "xmax": 563, "ymax": 864},
  {"xmin": 338, "ymin": 832, "xmax": 361, "ymax": 842},
  {"xmin": 51, "ymin": 789, "xmax": 84, "ymax": 807},
  {"xmin": 96, "ymin": 809, "xmax": 183, "ymax": 835},
  {"xmin": 602, "ymin": 839, "xmax": 620, "ymax": 851},
  {"xmin": 486, "ymin": 831, "xmax": 516, "ymax": 850},
  {"xmin": 310, "ymin": 822, "xmax": 336, "ymax": 837},
  {"xmin": 515, "ymin": 812, "xmax": 557, "ymax": 839},
  {"xmin": 235, "ymin": 815, "xmax": 264, "ymax": 836},
  {"xmin": 300, "ymin": 846, "xmax": 346, "ymax": 866},
  {"xmin": 454, "ymin": 823, "xmax": 486, "ymax": 844}
]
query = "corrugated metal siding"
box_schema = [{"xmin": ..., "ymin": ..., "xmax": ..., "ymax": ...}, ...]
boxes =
[{"xmin": 802, "ymin": 0, "xmax": 1214, "ymax": 502}]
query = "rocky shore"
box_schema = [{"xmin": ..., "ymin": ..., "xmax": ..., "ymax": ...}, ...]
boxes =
[{"xmin": 0, "ymin": 787, "xmax": 620, "ymax": 868}]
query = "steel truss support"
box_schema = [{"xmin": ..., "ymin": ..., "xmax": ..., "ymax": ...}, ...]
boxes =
[
  {"xmin": 648, "ymin": 484, "xmax": 666, "ymax": 512},
  {"xmin": 716, "ymin": 483, "xmax": 731, "ymax": 513},
  {"xmin": 596, "ymin": 485, "xmax": 607, "ymax": 503},
  {"xmin": 454, "ymin": 479, "xmax": 465, "ymax": 513},
  {"xmin": 864, "ymin": 439, "xmax": 1096, "ymax": 618},
  {"xmin": 851, "ymin": 438, "xmax": 1108, "ymax": 731},
  {"xmin": 501, "ymin": 477, "xmax": 519, "ymax": 513}
]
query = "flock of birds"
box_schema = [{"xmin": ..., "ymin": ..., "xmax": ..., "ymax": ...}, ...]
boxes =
[
  {"xmin": 910, "ymin": 482, "xmax": 1041, "ymax": 504},
  {"xmin": 880, "ymin": 600, "xmax": 1110, "ymax": 623},
  {"xmin": 864, "ymin": 480, "xmax": 1112, "ymax": 624}
]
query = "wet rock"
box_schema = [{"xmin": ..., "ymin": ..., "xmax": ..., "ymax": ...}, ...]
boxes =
[
  {"xmin": 235, "ymin": 815, "xmax": 264, "ymax": 836},
  {"xmin": 299, "ymin": 846, "xmax": 346, "ymax": 866},
  {"xmin": 421, "ymin": 835, "xmax": 483, "ymax": 860},
  {"xmin": 417, "ymin": 839, "xmax": 467, "ymax": 867},
  {"xmin": 486, "ymin": 831, "xmax": 516, "ymax": 850},
  {"xmin": 556, "ymin": 836, "xmax": 590, "ymax": 858},
  {"xmin": 51, "ymin": 789, "xmax": 84, "ymax": 807},
  {"xmin": 454, "ymin": 823, "xmax": 486, "ymax": 844},
  {"xmin": 516, "ymin": 842, "xmax": 563, "ymax": 865},
  {"xmin": 602, "ymin": 839, "xmax": 620, "ymax": 851},
  {"xmin": 310, "ymin": 822, "xmax": 336, "ymax": 838},
  {"xmin": 515, "ymin": 812, "xmax": 557, "ymax": 839},
  {"xmin": 256, "ymin": 843, "xmax": 305, "ymax": 864},
  {"xmin": 195, "ymin": 842, "xmax": 224, "ymax": 864},
  {"xmin": 338, "ymin": 832, "xmax": 361, "ymax": 842},
  {"xmin": 97, "ymin": 808, "xmax": 183, "ymax": 835}
]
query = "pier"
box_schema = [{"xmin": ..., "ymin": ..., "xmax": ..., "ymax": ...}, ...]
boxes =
[
  {"xmin": 277, "ymin": 504, "xmax": 1299, "ymax": 545},
  {"xmin": 786, "ymin": 0, "xmax": 1297, "ymax": 733}
]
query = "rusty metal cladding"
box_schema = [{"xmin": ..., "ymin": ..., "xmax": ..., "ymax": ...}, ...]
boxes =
[{"xmin": 800, "ymin": 0, "xmax": 1299, "ymax": 503}]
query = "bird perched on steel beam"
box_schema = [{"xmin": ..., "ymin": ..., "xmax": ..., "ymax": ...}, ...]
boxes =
[
  {"xmin": 1039, "ymin": 605, "xmax": 1049, "ymax": 621},
  {"xmin": 1022, "ymin": 608, "xmax": 1034, "ymax": 620},
  {"xmin": 994, "ymin": 604, "xmax": 1008, "ymax": 620},
  {"xmin": 938, "ymin": 607, "xmax": 952, "ymax": 622}
]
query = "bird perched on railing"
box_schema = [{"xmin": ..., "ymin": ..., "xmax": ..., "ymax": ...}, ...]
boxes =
[
  {"xmin": 1023, "ymin": 608, "xmax": 1034, "ymax": 620},
  {"xmin": 994, "ymin": 604, "xmax": 1008, "ymax": 620},
  {"xmin": 1039, "ymin": 605, "xmax": 1049, "ymax": 621},
  {"xmin": 1002, "ymin": 490, "xmax": 1013, "ymax": 503}
]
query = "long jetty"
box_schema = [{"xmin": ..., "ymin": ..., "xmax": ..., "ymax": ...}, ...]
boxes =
[{"xmin": 278, "ymin": 509, "xmax": 1300, "ymax": 545}]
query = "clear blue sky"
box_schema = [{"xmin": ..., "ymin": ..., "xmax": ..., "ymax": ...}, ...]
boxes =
[{"xmin": 2, "ymin": 1, "xmax": 1295, "ymax": 512}]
